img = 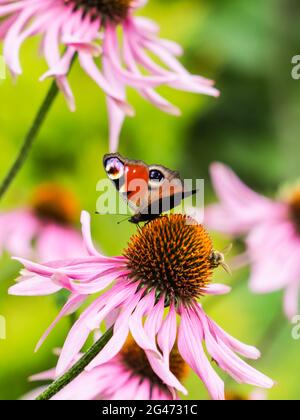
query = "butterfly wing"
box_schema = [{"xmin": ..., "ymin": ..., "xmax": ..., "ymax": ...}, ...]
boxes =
[
  {"xmin": 104, "ymin": 154, "xmax": 195, "ymax": 223},
  {"xmin": 104, "ymin": 153, "xmax": 150, "ymax": 215}
]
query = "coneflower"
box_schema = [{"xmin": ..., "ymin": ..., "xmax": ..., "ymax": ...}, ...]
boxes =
[
  {"xmin": 9, "ymin": 211, "xmax": 273, "ymax": 400},
  {"xmin": 206, "ymin": 163, "xmax": 300, "ymax": 320},
  {"xmin": 0, "ymin": 183, "xmax": 86, "ymax": 261},
  {"xmin": 0, "ymin": 0, "xmax": 219, "ymax": 150}
]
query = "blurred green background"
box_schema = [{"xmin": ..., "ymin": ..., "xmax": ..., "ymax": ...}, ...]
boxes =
[{"xmin": 0, "ymin": 0, "xmax": 300, "ymax": 400}]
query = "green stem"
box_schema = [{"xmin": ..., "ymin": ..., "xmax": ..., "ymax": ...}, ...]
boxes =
[
  {"xmin": 36, "ymin": 327, "xmax": 113, "ymax": 401},
  {"xmin": 0, "ymin": 80, "xmax": 59, "ymax": 201}
]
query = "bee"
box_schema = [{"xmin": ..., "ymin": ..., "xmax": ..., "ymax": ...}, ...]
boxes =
[{"xmin": 209, "ymin": 244, "xmax": 232, "ymax": 275}]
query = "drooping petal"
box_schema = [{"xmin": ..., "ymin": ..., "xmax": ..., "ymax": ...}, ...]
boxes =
[
  {"xmin": 35, "ymin": 294, "xmax": 87, "ymax": 352},
  {"xmin": 178, "ymin": 306, "xmax": 224, "ymax": 400},
  {"xmin": 198, "ymin": 307, "xmax": 274, "ymax": 389},
  {"xmin": 129, "ymin": 290, "xmax": 162, "ymax": 359},
  {"xmin": 157, "ymin": 302, "xmax": 177, "ymax": 367}
]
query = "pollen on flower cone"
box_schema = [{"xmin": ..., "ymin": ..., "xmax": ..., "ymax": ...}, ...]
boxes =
[{"xmin": 124, "ymin": 214, "xmax": 214, "ymax": 302}]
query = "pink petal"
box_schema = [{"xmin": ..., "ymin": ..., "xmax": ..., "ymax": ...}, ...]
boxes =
[
  {"xmin": 86, "ymin": 288, "xmax": 144, "ymax": 369},
  {"xmin": 35, "ymin": 294, "xmax": 86, "ymax": 352},
  {"xmin": 157, "ymin": 302, "xmax": 177, "ymax": 367},
  {"xmin": 199, "ymin": 309, "xmax": 274, "ymax": 389},
  {"xmin": 8, "ymin": 275, "xmax": 61, "ymax": 296},
  {"xmin": 283, "ymin": 280, "xmax": 300, "ymax": 321},
  {"xmin": 129, "ymin": 291, "xmax": 162, "ymax": 359},
  {"xmin": 206, "ymin": 163, "xmax": 284, "ymax": 235},
  {"xmin": 204, "ymin": 283, "xmax": 231, "ymax": 296},
  {"xmin": 178, "ymin": 306, "xmax": 224, "ymax": 400},
  {"xmin": 146, "ymin": 350, "xmax": 187, "ymax": 396}
]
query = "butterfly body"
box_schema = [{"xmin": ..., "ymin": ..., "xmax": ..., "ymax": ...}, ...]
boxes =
[{"xmin": 103, "ymin": 153, "xmax": 196, "ymax": 224}]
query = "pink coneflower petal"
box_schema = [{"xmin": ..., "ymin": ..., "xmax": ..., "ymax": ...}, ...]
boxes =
[
  {"xmin": 29, "ymin": 368, "xmax": 56, "ymax": 383},
  {"xmin": 52, "ymin": 268, "xmax": 130, "ymax": 294},
  {"xmin": 56, "ymin": 281, "xmax": 138, "ymax": 376},
  {"xmin": 102, "ymin": 56, "xmax": 129, "ymax": 153},
  {"xmin": 104, "ymin": 24, "xmax": 177, "ymax": 89},
  {"xmin": 284, "ymin": 280, "xmax": 300, "ymax": 321},
  {"xmin": 35, "ymin": 294, "xmax": 87, "ymax": 352},
  {"xmin": 80, "ymin": 211, "xmax": 106, "ymax": 259},
  {"xmin": 206, "ymin": 163, "xmax": 285, "ymax": 235},
  {"xmin": 8, "ymin": 274, "xmax": 61, "ymax": 296},
  {"xmin": 197, "ymin": 307, "xmax": 274, "ymax": 389},
  {"xmin": 204, "ymin": 283, "xmax": 231, "ymax": 295},
  {"xmin": 248, "ymin": 222, "xmax": 300, "ymax": 293},
  {"xmin": 129, "ymin": 290, "xmax": 162, "ymax": 359},
  {"xmin": 145, "ymin": 350, "xmax": 187, "ymax": 396},
  {"xmin": 157, "ymin": 303, "xmax": 177, "ymax": 367},
  {"xmin": 205, "ymin": 313, "xmax": 261, "ymax": 360},
  {"xmin": 0, "ymin": 210, "xmax": 39, "ymax": 258},
  {"xmin": 86, "ymin": 289, "xmax": 144, "ymax": 368},
  {"xmin": 178, "ymin": 307, "xmax": 224, "ymax": 400},
  {"xmin": 36, "ymin": 224, "xmax": 86, "ymax": 261},
  {"xmin": 122, "ymin": 24, "xmax": 181, "ymax": 116},
  {"xmin": 144, "ymin": 295, "xmax": 165, "ymax": 352}
]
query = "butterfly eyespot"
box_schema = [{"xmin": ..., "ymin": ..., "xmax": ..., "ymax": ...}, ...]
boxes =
[
  {"xmin": 149, "ymin": 169, "xmax": 165, "ymax": 183},
  {"xmin": 105, "ymin": 157, "xmax": 124, "ymax": 180}
]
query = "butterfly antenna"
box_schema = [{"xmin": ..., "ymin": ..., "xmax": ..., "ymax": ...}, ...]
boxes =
[{"xmin": 117, "ymin": 216, "xmax": 131, "ymax": 225}]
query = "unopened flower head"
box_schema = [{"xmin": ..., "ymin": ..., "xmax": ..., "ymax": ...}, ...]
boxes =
[
  {"xmin": 0, "ymin": 0, "xmax": 219, "ymax": 151},
  {"xmin": 9, "ymin": 211, "xmax": 273, "ymax": 400},
  {"xmin": 206, "ymin": 163, "xmax": 300, "ymax": 321}
]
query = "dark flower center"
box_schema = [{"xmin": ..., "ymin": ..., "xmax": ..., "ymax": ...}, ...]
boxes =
[
  {"xmin": 225, "ymin": 391, "xmax": 248, "ymax": 401},
  {"xmin": 288, "ymin": 189, "xmax": 300, "ymax": 232},
  {"xmin": 124, "ymin": 214, "xmax": 214, "ymax": 303},
  {"xmin": 31, "ymin": 183, "xmax": 79, "ymax": 226},
  {"xmin": 64, "ymin": 0, "xmax": 132, "ymax": 22},
  {"xmin": 121, "ymin": 337, "xmax": 188, "ymax": 392}
]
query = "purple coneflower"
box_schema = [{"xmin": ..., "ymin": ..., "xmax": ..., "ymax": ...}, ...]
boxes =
[
  {"xmin": 0, "ymin": 183, "xmax": 86, "ymax": 261},
  {"xmin": 206, "ymin": 162, "xmax": 300, "ymax": 320},
  {"xmin": 25, "ymin": 339, "xmax": 188, "ymax": 400},
  {"xmin": 9, "ymin": 211, "xmax": 273, "ymax": 400},
  {"xmin": 0, "ymin": 0, "xmax": 219, "ymax": 151}
]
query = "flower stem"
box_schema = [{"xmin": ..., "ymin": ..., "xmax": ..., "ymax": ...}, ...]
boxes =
[
  {"xmin": 36, "ymin": 327, "xmax": 113, "ymax": 401},
  {"xmin": 0, "ymin": 80, "xmax": 59, "ymax": 201}
]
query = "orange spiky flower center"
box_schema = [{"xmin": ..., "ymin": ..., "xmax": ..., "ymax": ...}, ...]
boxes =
[
  {"xmin": 124, "ymin": 214, "xmax": 215, "ymax": 303},
  {"xmin": 64, "ymin": 0, "xmax": 132, "ymax": 22},
  {"xmin": 31, "ymin": 183, "xmax": 79, "ymax": 226}
]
